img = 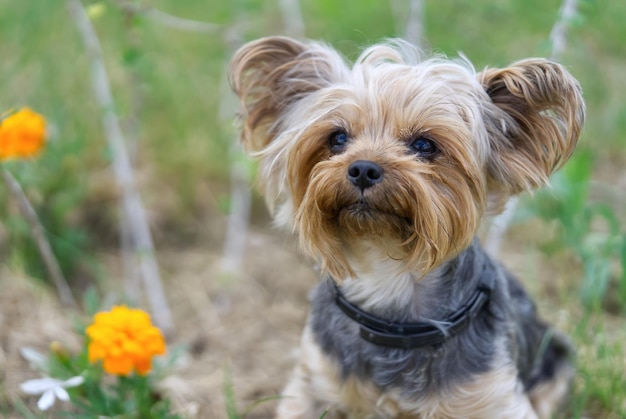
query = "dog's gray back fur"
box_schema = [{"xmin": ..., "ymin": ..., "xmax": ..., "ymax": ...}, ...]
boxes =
[{"xmin": 310, "ymin": 239, "xmax": 570, "ymax": 400}]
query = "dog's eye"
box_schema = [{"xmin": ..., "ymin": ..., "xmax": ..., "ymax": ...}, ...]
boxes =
[
  {"xmin": 409, "ymin": 137, "xmax": 439, "ymax": 159},
  {"xmin": 328, "ymin": 130, "xmax": 349, "ymax": 153}
]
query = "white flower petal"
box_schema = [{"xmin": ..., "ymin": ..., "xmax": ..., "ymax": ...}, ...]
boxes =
[
  {"xmin": 62, "ymin": 376, "xmax": 84, "ymax": 388},
  {"xmin": 53, "ymin": 387, "xmax": 69, "ymax": 401},
  {"xmin": 20, "ymin": 378, "xmax": 60, "ymax": 394},
  {"xmin": 37, "ymin": 390, "xmax": 55, "ymax": 411},
  {"xmin": 19, "ymin": 347, "xmax": 47, "ymax": 369}
]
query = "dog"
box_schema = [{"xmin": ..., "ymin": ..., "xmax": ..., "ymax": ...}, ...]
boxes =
[{"xmin": 230, "ymin": 36, "xmax": 585, "ymax": 418}]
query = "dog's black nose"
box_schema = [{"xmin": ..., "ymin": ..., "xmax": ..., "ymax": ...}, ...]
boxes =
[{"xmin": 347, "ymin": 160, "xmax": 383, "ymax": 191}]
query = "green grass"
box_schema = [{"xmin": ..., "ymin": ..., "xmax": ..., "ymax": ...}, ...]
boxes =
[
  {"xmin": 568, "ymin": 312, "xmax": 626, "ymax": 418},
  {"xmin": 1, "ymin": 0, "xmax": 625, "ymax": 417}
]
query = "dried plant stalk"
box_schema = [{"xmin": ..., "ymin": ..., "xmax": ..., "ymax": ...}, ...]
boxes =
[
  {"xmin": 1, "ymin": 168, "xmax": 77, "ymax": 307},
  {"xmin": 67, "ymin": 0, "xmax": 172, "ymax": 332}
]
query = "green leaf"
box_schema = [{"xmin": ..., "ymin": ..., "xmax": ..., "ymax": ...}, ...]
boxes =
[
  {"xmin": 122, "ymin": 47, "xmax": 142, "ymax": 67},
  {"xmin": 589, "ymin": 203, "xmax": 621, "ymax": 236},
  {"xmin": 223, "ymin": 368, "xmax": 240, "ymax": 419}
]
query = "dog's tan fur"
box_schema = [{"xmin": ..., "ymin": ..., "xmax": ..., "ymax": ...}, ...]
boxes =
[{"xmin": 529, "ymin": 364, "xmax": 575, "ymax": 419}]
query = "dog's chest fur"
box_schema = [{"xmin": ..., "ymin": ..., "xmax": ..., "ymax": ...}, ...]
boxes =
[{"xmin": 308, "ymin": 241, "xmax": 535, "ymax": 408}]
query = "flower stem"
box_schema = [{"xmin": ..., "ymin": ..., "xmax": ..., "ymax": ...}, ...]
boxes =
[{"xmin": 1, "ymin": 167, "xmax": 77, "ymax": 307}]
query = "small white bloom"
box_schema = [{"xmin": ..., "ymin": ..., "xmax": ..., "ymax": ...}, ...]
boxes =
[
  {"xmin": 20, "ymin": 376, "xmax": 84, "ymax": 411},
  {"xmin": 19, "ymin": 347, "xmax": 47, "ymax": 370}
]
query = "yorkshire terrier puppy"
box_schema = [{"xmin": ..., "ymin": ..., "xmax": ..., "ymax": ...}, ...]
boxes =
[{"xmin": 230, "ymin": 36, "xmax": 585, "ymax": 418}]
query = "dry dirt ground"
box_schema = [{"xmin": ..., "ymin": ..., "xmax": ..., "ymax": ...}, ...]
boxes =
[
  {"xmin": 0, "ymin": 218, "xmax": 609, "ymax": 418},
  {"xmin": 0, "ymin": 223, "xmax": 319, "ymax": 418}
]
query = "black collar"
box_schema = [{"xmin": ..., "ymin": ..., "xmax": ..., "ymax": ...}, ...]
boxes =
[{"xmin": 332, "ymin": 277, "xmax": 493, "ymax": 349}]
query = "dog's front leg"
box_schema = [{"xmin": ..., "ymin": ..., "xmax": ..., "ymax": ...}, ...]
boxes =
[{"xmin": 276, "ymin": 324, "xmax": 344, "ymax": 419}]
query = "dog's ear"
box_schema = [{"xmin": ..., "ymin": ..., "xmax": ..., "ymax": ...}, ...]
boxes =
[
  {"xmin": 230, "ymin": 36, "xmax": 345, "ymax": 152},
  {"xmin": 478, "ymin": 59, "xmax": 585, "ymax": 211}
]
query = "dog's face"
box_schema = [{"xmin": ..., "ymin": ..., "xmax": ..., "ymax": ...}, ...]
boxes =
[{"xmin": 230, "ymin": 37, "xmax": 585, "ymax": 279}]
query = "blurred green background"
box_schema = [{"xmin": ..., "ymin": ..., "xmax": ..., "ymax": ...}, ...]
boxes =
[{"xmin": 1, "ymin": 0, "xmax": 625, "ymax": 417}]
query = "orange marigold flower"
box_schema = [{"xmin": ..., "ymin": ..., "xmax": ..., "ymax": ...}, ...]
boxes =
[
  {"xmin": 86, "ymin": 305, "xmax": 166, "ymax": 376},
  {"xmin": 0, "ymin": 108, "xmax": 47, "ymax": 161}
]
